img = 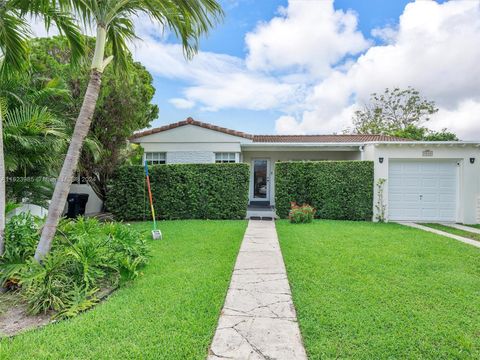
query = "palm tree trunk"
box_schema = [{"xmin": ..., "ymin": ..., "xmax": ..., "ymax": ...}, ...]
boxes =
[
  {"xmin": 0, "ymin": 108, "xmax": 6, "ymax": 256},
  {"xmin": 34, "ymin": 25, "xmax": 108, "ymax": 262},
  {"xmin": 34, "ymin": 69, "xmax": 103, "ymax": 261}
]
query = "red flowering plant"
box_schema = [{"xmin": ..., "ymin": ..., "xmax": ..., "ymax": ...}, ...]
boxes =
[{"xmin": 288, "ymin": 202, "xmax": 315, "ymax": 224}]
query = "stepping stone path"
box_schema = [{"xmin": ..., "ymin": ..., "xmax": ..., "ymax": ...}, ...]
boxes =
[{"xmin": 208, "ymin": 220, "xmax": 307, "ymax": 360}]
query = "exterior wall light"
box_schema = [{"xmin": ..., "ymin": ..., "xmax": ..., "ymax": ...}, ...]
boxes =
[
  {"xmin": 379, "ymin": 157, "xmax": 384, "ymax": 164},
  {"xmin": 470, "ymin": 157, "xmax": 475, "ymax": 164}
]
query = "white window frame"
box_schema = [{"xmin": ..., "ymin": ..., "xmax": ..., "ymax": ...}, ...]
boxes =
[
  {"xmin": 215, "ymin": 152, "xmax": 237, "ymax": 163},
  {"xmin": 144, "ymin": 152, "xmax": 166, "ymax": 165}
]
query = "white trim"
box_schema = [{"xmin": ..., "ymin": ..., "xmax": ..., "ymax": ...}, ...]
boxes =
[
  {"xmin": 215, "ymin": 152, "xmax": 237, "ymax": 163},
  {"xmin": 145, "ymin": 151, "xmax": 166, "ymax": 164},
  {"xmin": 372, "ymin": 141, "xmax": 480, "ymax": 146},
  {"xmin": 241, "ymin": 141, "xmax": 480, "ymax": 148}
]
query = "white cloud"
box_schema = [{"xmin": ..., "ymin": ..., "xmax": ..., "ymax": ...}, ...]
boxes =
[
  {"xmin": 274, "ymin": 115, "xmax": 302, "ymax": 134},
  {"xmin": 28, "ymin": 0, "xmax": 480, "ymax": 139},
  {"xmin": 432, "ymin": 100, "xmax": 480, "ymax": 140},
  {"xmin": 132, "ymin": 36, "xmax": 300, "ymax": 111},
  {"xmin": 245, "ymin": 0, "xmax": 369, "ymax": 77},
  {"xmin": 169, "ymin": 98, "xmax": 195, "ymax": 109},
  {"xmin": 275, "ymin": 0, "xmax": 480, "ymax": 139}
]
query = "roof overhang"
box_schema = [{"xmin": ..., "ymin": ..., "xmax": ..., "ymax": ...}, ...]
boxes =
[
  {"xmin": 370, "ymin": 141, "xmax": 480, "ymax": 147},
  {"xmin": 241, "ymin": 141, "xmax": 480, "ymax": 151},
  {"xmin": 241, "ymin": 142, "xmax": 364, "ymax": 151}
]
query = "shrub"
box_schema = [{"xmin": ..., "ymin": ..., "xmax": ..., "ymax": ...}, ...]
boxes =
[
  {"xmin": 289, "ymin": 203, "xmax": 315, "ymax": 224},
  {"xmin": 0, "ymin": 212, "xmax": 41, "ymax": 288},
  {"xmin": 106, "ymin": 163, "xmax": 250, "ymax": 220},
  {"xmin": 276, "ymin": 161, "xmax": 374, "ymax": 220},
  {"xmin": 0, "ymin": 215, "xmax": 148, "ymax": 318}
]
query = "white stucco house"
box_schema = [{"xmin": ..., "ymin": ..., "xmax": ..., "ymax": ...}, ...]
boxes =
[{"xmin": 131, "ymin": 117, "xmax": 480, "ymax": 224}]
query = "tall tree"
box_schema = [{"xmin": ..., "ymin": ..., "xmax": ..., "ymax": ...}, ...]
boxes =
[
  {"xmin": 33, "ymin": 0, "xmax": 224, "ymax": 261},
  {"xmin": 0, "ymin": 0, "xmax": 82, "ymax": 255},
  {"xmin": 0, "ymin": 72, "xmax": 68, "ymax": 254},
  {"xmin": 29, "ymin": 36, "xmax": 158, "ymax": 202},
  {"xmin": 350, "ymin": 87, "xmax": 457, "ymax": 140}
]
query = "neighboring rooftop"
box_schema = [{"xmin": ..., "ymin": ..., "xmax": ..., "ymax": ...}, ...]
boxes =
[{"xmin": 131, "ymin": 117, "xmax": 410, "ymax": 143}]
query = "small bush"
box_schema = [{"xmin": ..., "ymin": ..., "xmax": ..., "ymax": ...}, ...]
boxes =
[
  {"xmin": 106, "ymin": 163, "xmax": 250, "ymax": 220},
  {"xmin": 289, "ymin": 203, "xmax": 315, "ymax": 224},
  {"xmin": 0, "ymin": 212, "xmax": 41, "ymax": 288},
  {"xmin": 0, "ymin": 215, "xmax": 148, "ymax": 318}
]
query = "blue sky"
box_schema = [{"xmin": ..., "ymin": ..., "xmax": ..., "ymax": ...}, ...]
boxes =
[
  {"xmin": 148, "ymin": 0, "xmax": 416, "ymax": 133},
  {"xmin": 131, "ymin": 0, "xmax": 480, "ymax": 139}
]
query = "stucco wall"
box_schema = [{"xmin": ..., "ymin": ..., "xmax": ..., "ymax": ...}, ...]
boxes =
[
  {"xmin": 69, "ymin": 184, "xmax": 104, "ymax": 215},
  {"xmin": 364, "ymin": 144, "xmax": 480, "ymax": 224},
  {"xmin": 167, "ymin": 151, "xmax": 216, "ymax": 164}
]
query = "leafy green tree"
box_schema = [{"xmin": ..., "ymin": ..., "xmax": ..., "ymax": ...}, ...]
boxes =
[
  {"xmin": 0, "ymin": 72, "xmax": 68, "ymax": 254},
  {"xmin": 423, "ymin": 129, "xmax": 458, "ymax": 141},
  {"xmin": 29, "ymin": 36, "xmax": 158, "ymax": 202},
  {"xmin": 0, "ymin": 0, "xmax": 83, "ymax": 74},
  {"xmin": 32, "ymin": 0, "xmax": 224, "ymax": 261},
  {"xmin": 0, "ymin": 0, "xmax": 82, "ymax": 256},
  {"xmin": 351, "ymin": 87, "xmax": 457, "ymax": 140},
  {"xmin": 391, "ymin": 125, "xmax": 457, "ymax": 141}
]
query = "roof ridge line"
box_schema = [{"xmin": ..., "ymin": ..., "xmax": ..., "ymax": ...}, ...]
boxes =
[{"xmin": 130, "ymin": 117, "xmax": 254, "ymax": 140}]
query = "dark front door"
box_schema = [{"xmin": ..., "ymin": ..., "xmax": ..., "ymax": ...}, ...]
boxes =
[{"xmin": 252, "ymin": 159, "xmax": 270, "ymax": 203}]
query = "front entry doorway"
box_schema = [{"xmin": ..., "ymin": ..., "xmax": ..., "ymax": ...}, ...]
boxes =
[{"xmin": 250, "ymin": 159, "xmax": 270, "ymax": 205}]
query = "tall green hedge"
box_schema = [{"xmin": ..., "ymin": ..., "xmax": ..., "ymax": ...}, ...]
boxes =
[
  {"xmin": 275, "ymin": 161, "xmax": 374, "ymax": 220},
  {"xmin": 106, "ymin": 163, "xmax": 250, "ymax": 220}
]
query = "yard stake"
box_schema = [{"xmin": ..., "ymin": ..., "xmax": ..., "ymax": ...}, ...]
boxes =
[{"xmin": 144, "ymin": 161, "xmax": 162, "ymax": 240}]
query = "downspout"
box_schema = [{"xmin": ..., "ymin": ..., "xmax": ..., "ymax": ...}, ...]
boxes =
[{"xmin": 359, "ymin": 145, "xmax": 365, "ymax": 161}]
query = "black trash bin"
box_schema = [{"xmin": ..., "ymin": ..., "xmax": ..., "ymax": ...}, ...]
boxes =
[{"xmin": 66, "ymin": 193, "xmax": 89, "ymax": 218}]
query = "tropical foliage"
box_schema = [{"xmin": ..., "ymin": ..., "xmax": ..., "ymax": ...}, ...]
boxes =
[
  {"xmin": 0, "ymin": 0, "xmax": 83, "ymax": 73},
  {"xmin": 1, "ymin": 72, "xmax": 69, "ymax": 206},
  {"xmin": 29, "ymin": 36, "xmax": 158, "ymax": 202},
  {"xmin": 25, "ymin": 0, "xmax": 224, "ymax": 261},
  {"xmin": 0, "ymin": 0, "xmax": 83, "ymax": 255},
  {"xmin": 0, "ymin": 214, "xmax": 148, "ymax": 318}
]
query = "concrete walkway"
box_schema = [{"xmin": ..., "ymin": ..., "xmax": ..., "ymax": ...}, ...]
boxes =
[
  {"xmin": 440, "ymin": 222, "xmax": 480, "ymax": 234},
  {"xmin": 208, "ymin": 220, "xmax": 307, "ymax": 360},
  {"xmin": 400, "ymin": 222, "xmax": 480, "ymax": 248}
]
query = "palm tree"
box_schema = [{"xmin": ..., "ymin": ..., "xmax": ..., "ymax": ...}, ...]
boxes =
[
  {"xmin": 0, "ymin": 0, "xmax": 82, "ymax": 256},
  {"xmin": 33, "ymin": 0, "xmax": 224, "ymax": 261},
  {"xmin": 0, "ymin": 74, "xmax": 69, "ymax": 254}
]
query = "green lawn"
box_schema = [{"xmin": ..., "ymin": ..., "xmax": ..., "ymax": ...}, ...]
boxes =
[
  {"xmin": 465, "ymin": 224, "xmax": 480, "ymax": 230},
  {"xmin": 277, "ymin": 220, "xmax": 480, "ymax": 359},
  {"xmin": 422, "ymin": 223, "xmax": 480, "ymax": 242},
  {"xmin": 0, "ymin": 220, "xmax": 246, "ymax": 359}
]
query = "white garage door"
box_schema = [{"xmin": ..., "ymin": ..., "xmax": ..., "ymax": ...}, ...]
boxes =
[{"xmin": 388, "ymin": 160, "xmax": 458, "ymax": 222}]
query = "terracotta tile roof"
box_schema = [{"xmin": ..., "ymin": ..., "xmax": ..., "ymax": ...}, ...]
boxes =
[
  {"xmin": 252, "ymin": 134, "xmax": 410, "ymax": 143},
  {"xmin": 130, "ymin": 118, "xmax": 411, "ymax": 143},
  {"xmin": 130, "ymin": 117, "xmax": 254, "ymax": 140}
]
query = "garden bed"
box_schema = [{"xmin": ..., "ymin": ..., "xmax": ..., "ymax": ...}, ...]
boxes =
[
  {"xmin": 1, "ymin": 220, "xmax": 246, "ymax": 359},
  {"xmin": 0, "ymin": 292, "xmax": 52, "ymax": 337}
]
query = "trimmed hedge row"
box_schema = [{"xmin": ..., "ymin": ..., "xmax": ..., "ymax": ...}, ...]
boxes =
[
  {"xmin": 275, "ymin": 161, "xmax": 374, "ymax": 220},
  {"xmin": 106, "ymin": 163, "xmax": 250, "ymax": 220}
]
